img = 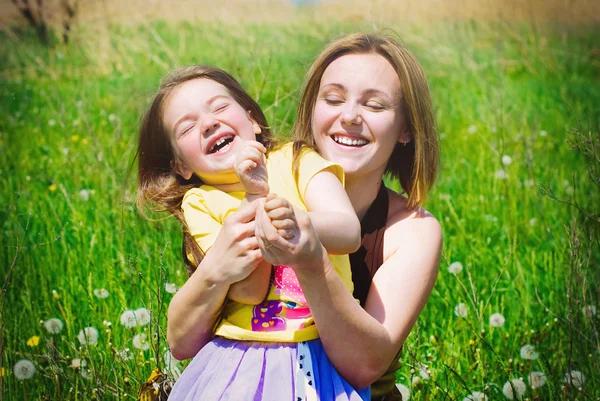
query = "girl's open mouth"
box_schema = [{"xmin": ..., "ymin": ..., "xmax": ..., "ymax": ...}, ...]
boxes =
[{"xmin": 209, "ymin": 135, "xmax": 235, "ymax": 154}]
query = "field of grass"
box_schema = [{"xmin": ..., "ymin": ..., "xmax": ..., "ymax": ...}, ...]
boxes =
[{"xmin": 1, "ymin": 6, "xmax": 599, "ymax": 400}]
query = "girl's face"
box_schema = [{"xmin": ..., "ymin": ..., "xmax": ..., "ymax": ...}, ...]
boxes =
[
  {"xmin": 311, "ymin": 53, "xmax": 409, "ymax": 182},
  {"xmin": 163, "ymin": 78, "xmax": 260, "ymax": 185}
]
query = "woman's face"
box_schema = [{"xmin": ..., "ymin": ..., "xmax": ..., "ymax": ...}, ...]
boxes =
[{"xmin": 311, "ymin": 53, "xmax": 408, "ymax": 181}]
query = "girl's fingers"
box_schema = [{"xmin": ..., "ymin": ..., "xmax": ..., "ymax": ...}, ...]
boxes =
[
  {"xmin": 264, "ymin": 196, "xmax": 290, "ymax": 212},
  {"xmin": 266, "ymin": 207, "xmax": 295, "ymax": 221},
  {"xmin": 278, "ymin": 229, "xmax": 296, "ymax": 240},
  {"xmin": 271, "ymin": 218, "xmax": 296, "ymax": 230}
]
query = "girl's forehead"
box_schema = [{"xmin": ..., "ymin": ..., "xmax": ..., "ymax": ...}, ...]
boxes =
[{"xmin": 170, "ymin": 78, "xmax": 231, "ymax": 105}]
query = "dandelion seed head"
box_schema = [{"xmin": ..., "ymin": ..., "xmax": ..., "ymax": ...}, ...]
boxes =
[
  {"xmin": 165, "ymin": 283, "xmax": 179, "ymax": 294},
  {"xmin": 524, "ymin": 179, "xmax": 535, "ymax": 187},
  {"xmin": 395, "ymin": 383, "xmax": 411, "ymax": 400},
  {"xmin": 48, "ymin": 119, "xmax": 56, "ymax": 126},
  {"xmin": 502, "ymin": 379, "xmax": 526, "ymax": 399},
  {"xmin": 70, "ymin": 358, "xmax": 86, "ymax": 369},
  {"xmin": 489, "ymin": 313, "xmax": 505, "ymax": 328},
  {"xmin": 77, "ymin": 326, "xmax": 99, "ymax": 346},
  {"xmin": 448, "ymin": 262, "xmax": 463, "ymax": 274},
  {"xmin": 463, "ymin": 391, "xmax": 488, "ymax": 401},
  {"xmin": 502, "ymin": 155, "xmax": 513, "ymax": 166},
  {"xmin": 117, "ymin": 348, "xmax": 134, "ymax": 360},
  {"xmin": 13, "ymin": 359, "xmax": 35, "ymax": 380},
  {"xmin": 120, "ymin": 310, "xmax": 137, "ymax": 328},
  {"xmin": 108, "ymin": 114, "xmax": 117, "ymax": 122},
  {"xmin": 81, "ymin": 369, "xmax": 93, "ymax": 380},
  {"xmin": 520, "ymin": 344, "xmax": 539, "ymax": 360},
  {"xmin": 495, "ymin": 169, "xmax": 508, "ymax": 180},
  {"xmin": 418, "ymin": 363, "xmax": 430, "ymax": 379},
  {"xmin": 528, "ymin": 371, "xmax": 547, "ymax": 389},
  {"xmin": 467, "ymin": 125, "xmax": 477, "ymax": 134},
  {"xmin": 133, "ymin": 333, "xmax": 150, "ymax": 350},
  {"xmin": 135, "ymin": 307, "xmax": 151, "ymax": 326},
  {"xmin": 411, "ymin": 376, "xmax": 421, "ymax": 386},
  {"xmin": 79, "ymin": 189, "xmax": 90, "ymax": 201},
  {"xmin": 44, "ymin": 318, "xmax": 63, "ymax": 334},
  {"xmin": 454, "ymin": 303, "xmax": 468, "ymax": 318},
  {"xmin": 582, "ymin": 305, "xmax": 597, "ymax": 318},
  {"xmin": 93, "ymin": 288, "xmax": 109, "ymax": 299},
  {"xmin": 564, "ymin": 370, "xmax": 585, "ymax": 387},
  {"xmin": 529, "ymin": 218, "xmax": 537, "ymax": 226},
  {"xmin": 539, "ymin": 130, "xmax": 547, "ymax": 137}
]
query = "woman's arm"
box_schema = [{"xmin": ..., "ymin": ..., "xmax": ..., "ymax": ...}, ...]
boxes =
[
  {"xmin": 167, "ymin": 200, "xmax": 264, "ymax": 360},
  {"xmin": 255, "ymin": 203, "xmax": 441, "ymax": 388}
]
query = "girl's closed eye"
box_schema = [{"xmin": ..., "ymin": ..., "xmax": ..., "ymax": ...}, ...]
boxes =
[
  {"xmin": 179, "ymin": 124, "xmax": 195, "ymax": 138},
  {"xmin": 213, "ymin": 103, "xmax": 230, "ymax": 113}
]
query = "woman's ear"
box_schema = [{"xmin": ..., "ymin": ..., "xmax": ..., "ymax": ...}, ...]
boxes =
[
  {"xmin": 171, "ymin": 159, "xmax": 193, "ymax": 180},
  {"xmin": 398, "ymin": 128, "xmax": 412, "ymax": 145}
]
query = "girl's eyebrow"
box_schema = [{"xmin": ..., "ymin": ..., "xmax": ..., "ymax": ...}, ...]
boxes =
[{"xmin": 207, "ymin": 94, "xmax": 231, "ymax": 104}]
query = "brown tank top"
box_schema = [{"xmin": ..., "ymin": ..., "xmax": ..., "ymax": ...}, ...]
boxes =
[{"xmin": 349, "ymin": 183, "xmax": 403, "ymax": 400}]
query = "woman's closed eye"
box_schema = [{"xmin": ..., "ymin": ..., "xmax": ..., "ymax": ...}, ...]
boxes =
[
  {"xmin": 365, "ymin": 101, "xmax": 386, "ymax": 111},
  {"xmin": 324, "ymin": 97, "xmax": 344, "ymax": 105}
]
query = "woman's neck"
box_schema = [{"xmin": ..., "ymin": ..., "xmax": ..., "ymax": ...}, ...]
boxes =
[{"xmin": 345, "ymin": 175, "xmax": 383, "ymax": 221}]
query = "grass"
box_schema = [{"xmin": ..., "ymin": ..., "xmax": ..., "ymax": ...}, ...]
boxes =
[{"xmin": 0, "ymin": 10, "xmax": 599, "ymax": 401}]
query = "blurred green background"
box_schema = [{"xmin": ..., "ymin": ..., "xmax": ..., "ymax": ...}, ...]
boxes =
[{"xmin": 1, "ymin": 0, "xmax": 599, "ymax": 399}]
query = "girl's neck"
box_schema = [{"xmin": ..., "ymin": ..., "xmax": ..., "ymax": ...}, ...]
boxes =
[
  {"xmin": 345, "ymin": 174, "xmax": 383, "ymax": 221},
  {"xmin": 211, "ymin": 182, "xmax": 246, "ymax": 193}
]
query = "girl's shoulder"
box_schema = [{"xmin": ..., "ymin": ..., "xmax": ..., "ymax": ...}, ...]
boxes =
[{"xmin": 383, "ymin": 188, "xmax": 442, "ymax": 252}]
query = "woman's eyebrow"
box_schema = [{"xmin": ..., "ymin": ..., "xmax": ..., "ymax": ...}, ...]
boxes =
[
  {"xmin": 363, "ymin": 88, "xmax": 394, "ymax": 103},
  {"xmin": 321, "ymin": 83, "xmax": 346, "ymax": 91}
]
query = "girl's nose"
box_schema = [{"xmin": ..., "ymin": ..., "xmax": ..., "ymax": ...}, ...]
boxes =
[
  {"xmin": 340, "ymin": 104, "xmax": 362, "ymax": 125},
  {"xmin": 200, "ymin": 115, "xmax": 219, "ymax": 135}
]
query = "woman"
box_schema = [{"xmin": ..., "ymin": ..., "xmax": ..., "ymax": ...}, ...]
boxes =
[{"xmin": 167, "ymin": 32, "xmax": 441, "ymax": 401}]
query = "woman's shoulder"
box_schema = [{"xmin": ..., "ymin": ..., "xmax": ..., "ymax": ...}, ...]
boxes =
[{"xmin": 384, "ymin": 188, "xmax": 442, "ymax": 248}]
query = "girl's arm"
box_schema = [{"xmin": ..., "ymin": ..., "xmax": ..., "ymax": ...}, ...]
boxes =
[
  {"xmin": 167, "ymin": 200, "xmax": 263, "ymax": 360},
  {"xmin": 265, "ymin": 170, "xmax": 361, "ymax": 255},
  {"xmin": 255, "ymin": 203, "xmax": 441, "ymax": 388}
]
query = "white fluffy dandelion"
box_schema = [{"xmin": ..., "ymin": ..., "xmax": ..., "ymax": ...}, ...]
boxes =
[
  {"xmin": 48, "ymin": 119, "xmax": 56, "ymax": 127},
  {"xmin": 93, "ymin": 288, "xmax": 109, "ymax": 299},
  {"xmin": 529, "ymin": 218, "xmax": 537, "ymax": 226},
  {"xmin": 117, "ymin": 348, "xmax": 134, "ymax": 361},
  {"xmin": 467, "ymin": 125, "xmax": 477, "ymax": 134},
  {"xmin": 43, "ymin": 318, "xmax": 64, "ymax": 334},
  {"xmin": 495, "ymin": 169, "xmax": 509, "ymax": 180},
  {"xmin": 520, "ymin": 344, "xmax": 539, "ymax": 360},
  {"xmin": 524, "ymin": 179, "xmax": 535, "ymax": 187},
  {"xmin": 108, "ymin": 113, "xmax": 118, "ymax": 122},
  {"xmin": 133, "ymin": 333, "xmax": 150, "ymax": 350},
  {"xmin": 454, "ymin": 303, "xmax": 468, "ymax": 318},
  {"xmin": 395, "ymin": 383, "xmax": 411, "ymax": 400},
  {"xmin": 13, "ymin": 359, "xmax": 36, "ymax": 380},
  {"xmin": 502, "ymin": 379, "xmax": 526, "ymax": 400},
  {"xmin": 448, "ymin": 262, "xmax": 463, "ymax": 274},
  {"xmin": 165, "ymin": 283, "xmax": 179, "ymax": 294},
  {"xmin": 79, "ymin": 189, "xmax": 90, "ymax": 201},
  {"xmin": 463, "ymin": 392, "xmax": 487, "ymax": 401},
  {"xmin": 80, "ymin": 369, "xmax": 93, "ymax": 380},
  {"xmin": 77, "ymin": 326, "xmax": 99, "ymax": 346},
  {"xmin": 539, "ymin": 130, "xmax": 547, "ymax": 137},
  {"xmin": 135, "ymin": 307, "xmax": 151, "ymax": 326},
  {"xmin": 564, "ymin": 370, "xmax": 585, "ymax": 387},
  {"xmin": 528, "ymin": 371, "xmax": 547, "ymax": 389},
  {"xmin": 501, "ymin": 155, "xmax": 513, "ymax": 166},
  {"xmin": 164, "ymin": 350, "xmax": 182, "ymax": 380},
  {"xmin": 582, "ymin": 305, "xmax": 597, "ymax": 318},
  {"xmin": 418, "ymin": 363, "xmax": 430, "ymax": 380},
  {"xmin": 489, "ymin": 313, "xmax": 505, "ymax": 328},
  {"xmin": 120, "ymin": 310, "xmax": 138, "ymax": 328},
  {"xmin": 69, "ymin": 358, "xmax": 86, "ymax": 369}
]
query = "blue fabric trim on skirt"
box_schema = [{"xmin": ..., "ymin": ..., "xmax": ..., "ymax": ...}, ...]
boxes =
[{"xmin": 168, "ymin": 337, "xmax": 370, "ymax": 401}]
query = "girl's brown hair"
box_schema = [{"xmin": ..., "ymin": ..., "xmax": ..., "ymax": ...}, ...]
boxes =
[
  {"xmin": 293, "ymin": 32, "xmax": 439, "ymax": 208},
  {"xmin": 136, "ymin": 65, "xmax": 274, "ymax": 275}
]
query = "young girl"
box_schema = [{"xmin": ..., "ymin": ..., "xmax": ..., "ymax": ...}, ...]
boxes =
[{"xmin": 137, "ymin": 65, "xmax": 369, "ymax": 400}]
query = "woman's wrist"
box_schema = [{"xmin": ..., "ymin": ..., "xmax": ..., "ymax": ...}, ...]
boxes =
[{"xmin": 197, "ymin": 251, "xmax": 236, "ymax": 288}]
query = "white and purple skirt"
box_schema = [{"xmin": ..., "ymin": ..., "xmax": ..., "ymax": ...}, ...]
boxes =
[{"xmin": 168, "ymin": 337, "xmax": 370, "ymax": 401}]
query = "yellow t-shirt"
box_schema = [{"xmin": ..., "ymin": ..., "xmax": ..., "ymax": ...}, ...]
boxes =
[{"xmin": 181, "ymin": 143, "xmax": 354, "ymax": 342}]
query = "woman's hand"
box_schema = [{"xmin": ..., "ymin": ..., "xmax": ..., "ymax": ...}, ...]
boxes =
[
  {"xmin": 203, "ymin": 198, "xmax": 264, "ymax": 285},
  {"xmin": 254, "ymin": 194, "xmax": 327, "ymax": 269}
]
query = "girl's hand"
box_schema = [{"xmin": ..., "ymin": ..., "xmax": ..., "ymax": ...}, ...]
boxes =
[
  {"xmin": 204, "ymin": 198, "xmax": 264, "ymax": 285},
  {"xmin": 234, "ymin": 141, "xmax": 269, "ymax": 197},
  {"xmin": 255, "ymin": 194, "xmax": 327, "ymax": 269},
  {"xmin": 264, "ymin": 194, "xmax": 297, "ymax": 240}
]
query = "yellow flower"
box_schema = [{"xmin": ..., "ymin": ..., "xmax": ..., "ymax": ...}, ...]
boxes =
[
  {"xmin": 27, "ymin": 336, "xmax": 40, "ymax": 347},
  {"xmin": 81, "ymin": 138, "xmax": 89, "ymax": 145},
  {"xmin": 71, "ymin": 135, "xmax": 80, "ymax": 142},
  {"xmin": 0, "ymin": 367, "xmax": 5, "ymax": 377},
  {"xmin": 48, "ymin": 184, "xmax": 57, "ymax": 192},
  {"xmin": 469, "ymin": 339, "xmax": 476, "ymax": 345}
]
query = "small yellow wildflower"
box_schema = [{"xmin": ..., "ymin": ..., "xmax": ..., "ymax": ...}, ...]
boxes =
[
  {"xmin": 27, "ymin": 336, "xmax": 40, "ymax": 347},
  {"xmin": 71, "ymin": 135, "xmax": 79, "ymax": 142},
  {"xmin": 469, "ymin": 339, "xmax": 476, "ymax": 345},
  {"xmin": 0, "ymin": 367, "xmax": 5, "ymax": 377},
  {"xmin": 48, "ymin": 184, "xmax": 57, "ymax": 191},
  {"xmin": 81, "ymin": 138, "xmax": 89, "ymax": 145}
]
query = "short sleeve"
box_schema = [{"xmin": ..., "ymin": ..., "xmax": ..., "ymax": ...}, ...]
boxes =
[
  {"xmin": 295, "ymin": 147, "xmax": 344, "ymax": 201},
  {"xmin": 181, "ymin": 187, "xmax": 243, "ymax": 253}
]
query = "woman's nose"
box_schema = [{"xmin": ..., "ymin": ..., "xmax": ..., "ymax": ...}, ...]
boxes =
[{"xmin": 340, "ymin": 104, "xmax": 362, "ymax": 125}]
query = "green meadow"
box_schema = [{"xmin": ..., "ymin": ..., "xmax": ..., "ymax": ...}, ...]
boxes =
[{"xmin": 1, "ymin": 10, "xmax": 599, "ymax": 401}]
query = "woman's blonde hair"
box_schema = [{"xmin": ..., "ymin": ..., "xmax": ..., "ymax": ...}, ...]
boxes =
[{"xmin": 293, "ymin": 32, "xmax": 439, "ymax": 208}]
